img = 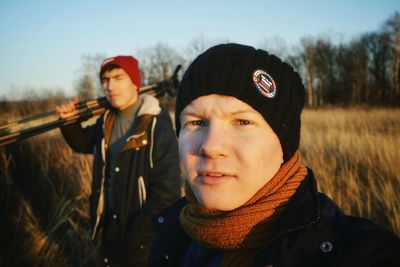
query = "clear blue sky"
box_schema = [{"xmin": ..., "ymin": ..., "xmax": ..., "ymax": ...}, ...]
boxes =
[{"xmin": 0, "ymin": 0, "xmax": 399, "ymax": 98}]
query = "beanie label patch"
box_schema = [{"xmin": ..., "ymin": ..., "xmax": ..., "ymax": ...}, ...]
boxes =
[{"xmin": 252, "ymin": 70, "xmax": 276, "ymax": 98}]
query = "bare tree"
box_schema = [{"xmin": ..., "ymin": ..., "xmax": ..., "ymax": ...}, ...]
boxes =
[
  {"xmin": 312, "ymin": 38, "xmax": 337, "ymax": 105},
  {"xmin": 185, "ymin": 35, "xmax": 212, "ymax": 62},
  {"xmin": 301, "ymin": 37, "xmax": 316, "ymax": 107},
  {"xmin": 362, "ymin": 32, "xmax": 392, "ymax": 104},
  {"xmin": 138, "ymin": 43, "xmax": 185, "ymax": 110},
  {"xmin": 138, "ymin": 42, "xmax": 185, "ymax": 85},
  {"xmin": 185, "ymin": 35, "xmax": 231, "ymax": 65},
  {"xmin": 75, "ymin": 74, "xmax": 97, "ymax": 100},
  {"xmin": 384, "ymin": 12, "xmax": 400, "ymax": 101},
  {"xmin": 336, "ymin": 40, "xmax": 369, "ymax": 104},
  {"xmin": 74, "ymin": 53, "xmax": 106, "ymax": 98},
  {"xmin": 259, "ymin": 36, "xmax": 290, "ymax": 60}
]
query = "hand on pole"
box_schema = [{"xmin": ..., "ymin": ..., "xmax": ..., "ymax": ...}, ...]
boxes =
[{"xmin": 55, "ymin": 97, "xmax": 80, "ymax": 119}]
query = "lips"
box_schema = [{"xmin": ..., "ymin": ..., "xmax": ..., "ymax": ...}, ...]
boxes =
[
  {"xmin": 108, "ymin": 94, "xmax": 119, "ymax": 99},
  {"xmin": 204, "ymin": 173, "xmax": 224, "ymax": 177},
  {"xmin": 200, "ymin": 169, "xmax": 231, "ymax": 176},
  {"xmin": 197, "ymin": 170, "xmax": 234, "ymax": 185}
]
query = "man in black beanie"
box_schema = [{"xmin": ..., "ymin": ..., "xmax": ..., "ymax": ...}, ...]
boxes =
[{"xmin": 149, "ymin": 43, "xmax": 400, "ymax": 267}]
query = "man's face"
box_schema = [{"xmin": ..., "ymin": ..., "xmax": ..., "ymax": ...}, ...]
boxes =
[
  {"xmin": 101, "ymin": 68, "xmax": 138, "ymax": 110},
  {"xmin": 179, "ymin": 94, "xmax": 283, "ymax": 211}
]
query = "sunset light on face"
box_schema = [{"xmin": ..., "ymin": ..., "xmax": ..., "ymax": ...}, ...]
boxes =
[{"xmin": 179, "ymin": 94, "xmax": 283, "ymax": 211}]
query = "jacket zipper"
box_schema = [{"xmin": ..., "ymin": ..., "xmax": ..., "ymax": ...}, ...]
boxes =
[{"xmin": 282, "ymin": 215, "xmax": 321, "ymax": 234}]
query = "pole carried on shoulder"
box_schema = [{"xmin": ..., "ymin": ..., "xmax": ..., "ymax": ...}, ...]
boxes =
[{"xmin": 0, "ymin": 65, "xmax": 182, "ymax": 147}]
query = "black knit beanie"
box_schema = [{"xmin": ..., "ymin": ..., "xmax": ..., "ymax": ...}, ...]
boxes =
[{"xmin": 175, "ymin": 43, "xmax": 305, "ymax": 162}]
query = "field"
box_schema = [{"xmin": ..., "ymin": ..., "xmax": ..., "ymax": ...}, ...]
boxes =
[
  {"xmin": 0, "ymin": 107, "xmax": 399, "ymax": 266},
  {"xmin": 301, "ymin": 108, "xmax": 400, "ymax": 234}
]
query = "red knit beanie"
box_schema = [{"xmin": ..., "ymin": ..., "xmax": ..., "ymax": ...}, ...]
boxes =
[{"xmin": 100, "ymin": 55, "xmax": 142, "ymax": 89}]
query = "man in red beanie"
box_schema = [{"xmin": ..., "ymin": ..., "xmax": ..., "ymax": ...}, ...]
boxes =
[{"xmin": 56, "ymin": 55, "xmax": 182, "ymax": 267}]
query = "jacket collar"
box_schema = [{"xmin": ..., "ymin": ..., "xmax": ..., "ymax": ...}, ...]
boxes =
[
  {"xmin": 281, "ymin": 168, "xmax": 321, "ymax": 232},
  {"xmin": 154, "ymin": 170, "xmax": 337, "ymax": 264},
  {"xmin": 157, "ymin": 169, "xmax": 323, "ymax": 238},
  {"xmin": 102, "ymin": 95, "xmax": 161, "ymax": 151},
  {"xmin": 273, "ymin": 168, "xmax": 338, "ymax": 252}
]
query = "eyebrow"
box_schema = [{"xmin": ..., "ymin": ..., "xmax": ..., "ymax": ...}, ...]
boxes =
[
  {"xmin": 102, "ymin": 73, "xmax": 125, "ymax": 80},
  {"xmin": 230, "ymin": 109, "xmax": 257, "ymax": 116},
  {"xmin": 181, "ymin": 109, "xmax": 257, "ymax": 117}
]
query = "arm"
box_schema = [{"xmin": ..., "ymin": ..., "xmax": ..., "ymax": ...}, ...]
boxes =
[
  {"xmin": 59, "ymin": 122, "xmax": 96, "ymax": 154},
  {"xmin": 56, "ymin": 96, "xmax": 98, "ymax": 154}
]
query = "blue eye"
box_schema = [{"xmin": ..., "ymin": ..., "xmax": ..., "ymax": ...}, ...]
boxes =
[
  {"xmin": 192, "ymin": 120, "xmax": 206, "ymax": 126},
  {"xmin": 183, "ymin": 120, "xmax": 207, "ymax": 128}
]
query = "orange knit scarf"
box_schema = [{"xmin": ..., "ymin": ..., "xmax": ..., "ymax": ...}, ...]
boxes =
[{"xmin": 179, "ymin": 151, "xmax": 307, "ymax": 266}]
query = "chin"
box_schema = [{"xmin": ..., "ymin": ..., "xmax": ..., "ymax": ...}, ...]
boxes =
[
  {"xmin": 111, "ymin": 102, "xmax": 124, "ymax": 109},
  {"xmin": 195, "ymin": 194, "xmax": 218, "ymax": 210},
  {"xmin": 196, "ymin": 195, "xmax": 238, "ymax": 211},
  {"xmin": 194, "ymin": 187, "xmax": 242, "ymax": 211}
]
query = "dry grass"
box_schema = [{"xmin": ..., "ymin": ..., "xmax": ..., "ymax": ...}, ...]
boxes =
[
  {"xmin": 300, "ymin": 108, "xmax": 400, "ymax": 235},
  {"xmin": 0, "ymin": 107, "xmax": 399, "ymax": 266},
  {"xmin": 0, "ymin": 131, "xmax": 97, "ymax": 267}
]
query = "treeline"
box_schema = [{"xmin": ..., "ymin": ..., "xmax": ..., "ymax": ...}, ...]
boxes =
[
  {"xmin": 0, "ymin": 91, "xmax": 66, "ymax": 118},
  {"xmin": 2, "ymin": 12, "xmax": 399, "ymax": 108},
  {"xmin": 75, "ymin": 12, "xmax": 400, "ymax": 107},
  {"xmin": 292, "ymin": 12, "xmax": 400, "ymax": 107}
]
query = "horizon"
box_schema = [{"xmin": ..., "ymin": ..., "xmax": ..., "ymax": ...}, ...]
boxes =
[{"xmin": 0, "ymin": 0, "xmax": 399, "ymax": 98}]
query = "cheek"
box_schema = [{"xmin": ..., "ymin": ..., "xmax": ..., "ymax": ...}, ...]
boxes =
[
  {"xmin": 237, "ymin": 137, "xmax": 265, "ymax": 161},
  {"xmin": 178, "ymin": 132, "xmax": 202, "ymax": 158},
  {"xmin": 178, "ymin": 137, "xmax": 189, "ymax": 161},
  {"xmin": 239, "ymin": 138, "xmax": 282, "ymax": 177},
  {"xmin": 127, "ymin": 90, "xmax": 135, "ymax": 99},
  {"xmin": 178, "ymin": 136, "xmax": 197, "ymax": 176}
]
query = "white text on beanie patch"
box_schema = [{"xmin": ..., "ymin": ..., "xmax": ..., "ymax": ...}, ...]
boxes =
[{"xmin": 252, "ymin": 69, "xmax": 277, "ymax": 98}]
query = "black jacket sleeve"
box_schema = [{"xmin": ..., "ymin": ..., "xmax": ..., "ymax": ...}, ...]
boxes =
[
  {"xmin": 335, "ymin": 223, "xmax": 400, "ymax": 266},
  {"xmin": 60, "ymin": 120, "xmax": 98, "ymax": 154}
]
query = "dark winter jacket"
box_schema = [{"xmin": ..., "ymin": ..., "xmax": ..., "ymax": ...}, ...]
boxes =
[
  {"xmin": 149, "ymin": 169, "xmax": 400, "ymax": 267},
  {"xmin": 61, "ymin": 95, "xmax": 182, "ymax": 267}
]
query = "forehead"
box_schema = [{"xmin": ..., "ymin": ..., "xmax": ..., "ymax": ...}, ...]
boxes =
[
  {"xmin": 101, "ymin": 67, "xmax": 128, "ymax": 78},
  {"xmin": 181, "ymin": 94, "xmax": 260, "ymax": 117}
]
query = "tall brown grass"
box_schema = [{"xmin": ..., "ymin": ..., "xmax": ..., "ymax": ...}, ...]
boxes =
[
  {"xmin": 0, "ymin": 107, "xmax": 399, "ymax": 266},
  {"xmin": 0, "ymin": 132, "xmax": 98, "ymax": 267},
  {"xmin": 301, "ymin": 108, "xmax": 400, "ymax": 235}
]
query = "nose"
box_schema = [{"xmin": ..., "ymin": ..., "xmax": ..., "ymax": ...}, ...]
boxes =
[{"xmin": 199, "ymin": 124, "xmax": 228, "ymax": 158}]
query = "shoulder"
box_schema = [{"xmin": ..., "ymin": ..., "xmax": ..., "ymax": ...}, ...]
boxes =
[
  {"xmin": 153, "ymin": 198, "xmax": 188, "ymax": 242},
  {"xmin": 156, "ymin": 107, "xmax": 174, "ymax": 126},
  {"xmin": 137, "ymin": 94, "xmax": 174, "ymax": 128},
  {"xmin": 335, "ymin": 221, "xmax": 400, "ymax": 265},
  {"xmin": 150, "ymin": 198, "xmax": 191, "ymax": 266},
  {"xmin": 152, "ymin": 105, "xmax": 176, "ymax": 138},
  {"xmin": 318, "ymin": 192, "xmax": 395, "ymax": 239},
  {"xmin": 318, "ymin": 193, "xmax": 400, "ymax": 265},
  {"xmin": 138, "ymin": 94, "xmax": 162, "ymax": 116},
  {"xmin": 293, "ymin": 170, "xmax": 400, "ymax": 265}
]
